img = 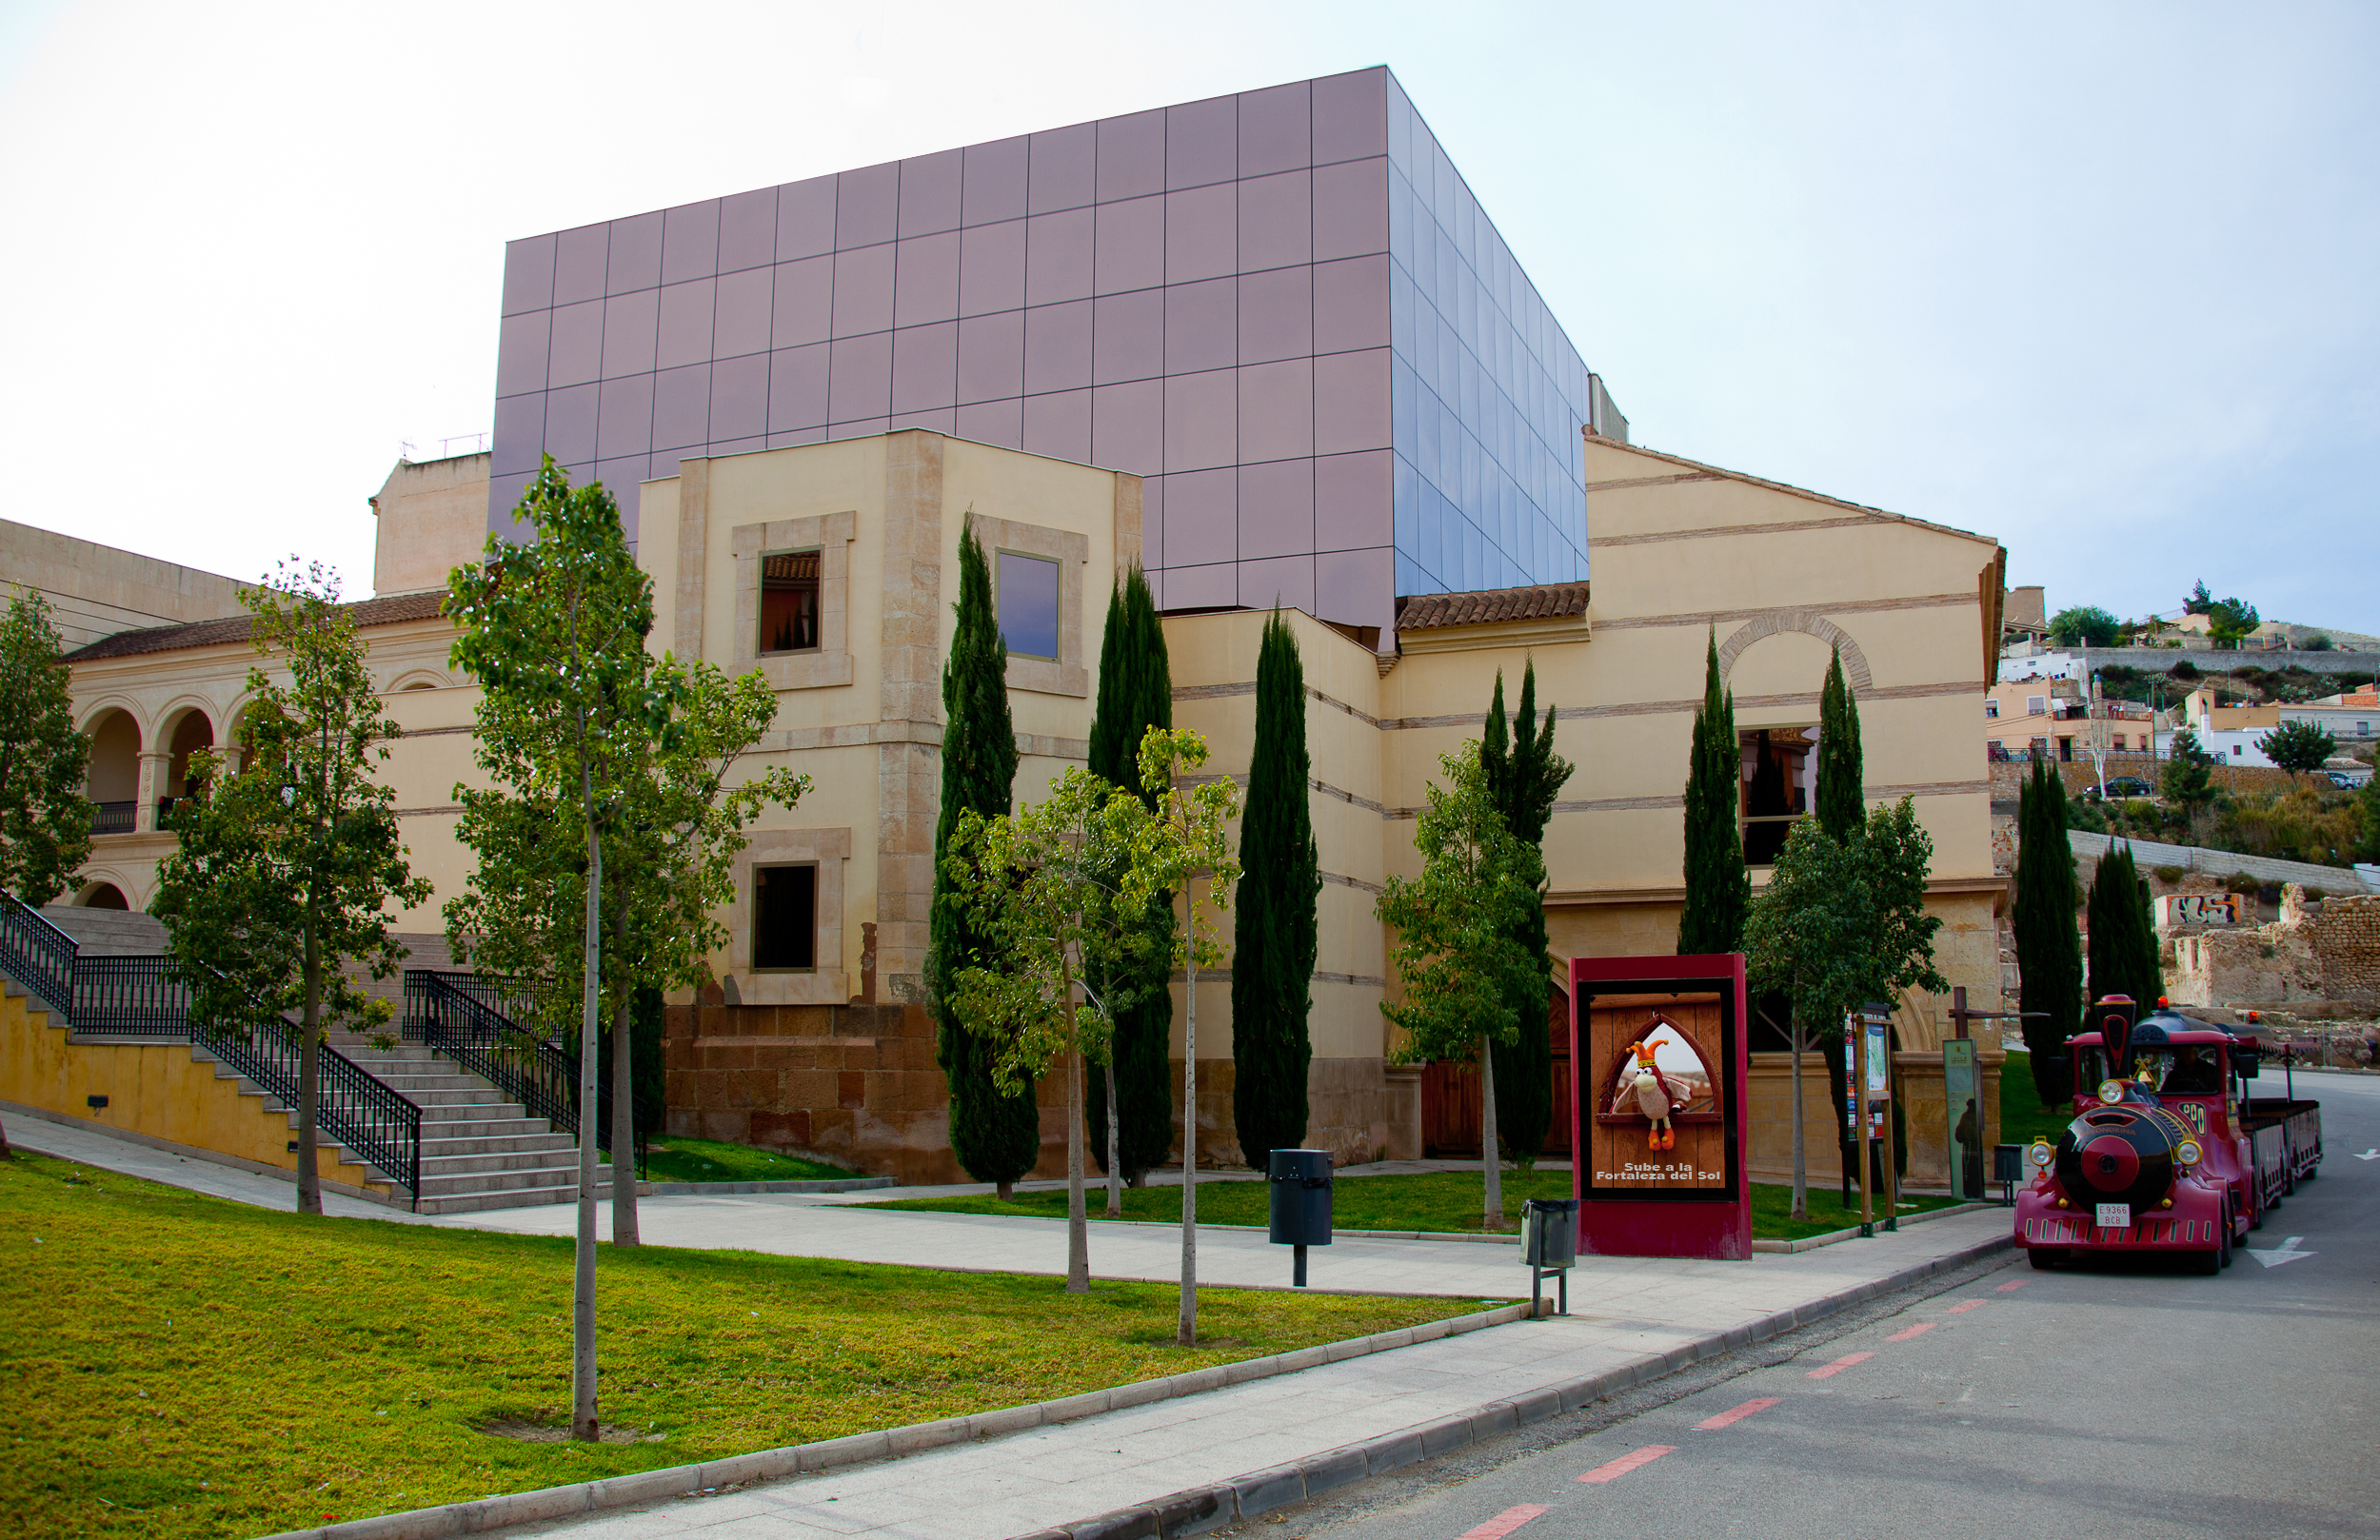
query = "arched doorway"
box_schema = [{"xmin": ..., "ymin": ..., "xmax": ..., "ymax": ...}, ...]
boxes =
[
  {"xmin": 159, "ymin": 710, "xmax": 215, "ymax": 825},
  {"xmin": 83, "ymin": 709, "xmax": 142, "ymax": 835},
  {"xmin": 78, "ymin": 882, "xmax": 129, "ymax": 910}
]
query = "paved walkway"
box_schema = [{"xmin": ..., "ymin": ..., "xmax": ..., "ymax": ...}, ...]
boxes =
[{"xmin": 19, "ymin": 1113, "xmax": 2013, "ymax": 1539}]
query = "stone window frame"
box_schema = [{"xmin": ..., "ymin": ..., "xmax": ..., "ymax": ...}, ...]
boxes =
[
  {"xmin": 732, "ymin": 511, "xmax": 857, "ymax": 691},
  {"xmin": 729, "ymin": 827, "xmax": 851, "ymax": 1004},
  {"xmin": 969, "ymin": 512, "xmax": 1088, "ymax": 698}
]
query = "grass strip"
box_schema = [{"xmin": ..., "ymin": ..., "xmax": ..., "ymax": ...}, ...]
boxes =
[
  {"xmin": 1997, "ymin": 1057, "xmax": 2078, "ymax": 1147},
  {"xmin": 633, "ymin": 1135, "xmax": 855, "ymax": 1185},
  {"xmin": 857, "ymin": 1171, "xmax": 1962, "ymax": 1239},
  {"xmin": 0, "ymin": 1153, "xmax": 1474, "ymax": 1540}
]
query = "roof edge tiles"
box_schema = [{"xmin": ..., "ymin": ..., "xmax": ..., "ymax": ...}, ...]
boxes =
[
  {"xmin": 1395, "ymin": 582, "xmax": 1588, "ymax": 632},
  {"xmin": 65, "ymin": 592, "xmax": 451, "ymax": 663}
]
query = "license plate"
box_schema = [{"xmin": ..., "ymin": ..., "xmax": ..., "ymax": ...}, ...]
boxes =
[{"xmin": 2096, "ymin": 1203, "xmax": 2131, "ymax": 1228}]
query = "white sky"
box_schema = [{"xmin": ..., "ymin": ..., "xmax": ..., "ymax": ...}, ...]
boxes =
[{"xmin": 3, "ymin": 1, "xmax": 2373, "ymax": 630}]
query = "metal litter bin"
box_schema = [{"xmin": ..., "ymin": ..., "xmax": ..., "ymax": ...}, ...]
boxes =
[
  {"xmin": 1992, "ymin": 1143, "xmax": 2023, "ymax": 1206},
  {"xmin": 1268, "ymin": 1149, "xmax": 1333, "ymax": 1286},
  {"xmin": 1521, "ymin": 1196, "xmax": 1578, "ymax": 1316}
]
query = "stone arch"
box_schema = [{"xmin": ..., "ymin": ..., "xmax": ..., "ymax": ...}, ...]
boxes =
[
  {"xmin": 1716, "ymin": 609, "xmax": 1873, "ymax": 694},
  {"xmin": 156, "ymin": 703, "xmax": 218, "ymax": 810},
  {"xmin": 384, "ymin": 666, "xmax": 449, "ymax": 693},
  {"xmin": 75, "ymin": 880, "xmax": 130, "ymax": 910},
  {"xmin": 81, "ymin": 706, "xmax": 144, "ymax": 819}
]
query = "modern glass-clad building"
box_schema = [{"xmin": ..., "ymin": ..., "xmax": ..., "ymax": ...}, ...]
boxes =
[{"xmin": 487, "ymin": 66, "xmax": 1623, "ymax": 637}]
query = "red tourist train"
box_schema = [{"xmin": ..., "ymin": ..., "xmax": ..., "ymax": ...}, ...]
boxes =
[{"xmin": 2013, "ymin": 996, "xmax": 2322, "ymax": 1273}]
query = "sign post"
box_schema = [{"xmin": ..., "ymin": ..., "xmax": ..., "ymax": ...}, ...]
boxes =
[
  {"xmin": 1853, "ymin": 1004, "xmax": 1894, "ymax": 1236},
  {"xmin": 1944, "ymin": 1037, "xmax": 1981, "ymax": 1203}
]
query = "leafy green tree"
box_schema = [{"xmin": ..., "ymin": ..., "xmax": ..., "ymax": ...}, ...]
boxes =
[
  {"xmin": 1232, "ymin": 612, "xmax": 1320, "ymax": 1174},
  {"xmin": 1480, "ymin": 661, "xmax": 1572, "ymax": 1167},
  {"xmin": 1083, "ymin": 567, "xmax": 1175, "ymax": 1197},
  {"xmin": 927, "ymin": 521, "xmax": 1039, "ymax": 1200},
  {"xmin": 2257, "ymin": 719, "xmax": 2336, "ymax": 783},
  {"xmin": 2184, "ymin": 581, "xmax": 2214, "ymax": 616},
  {"xmin": 445, "ymin": 459, "xmax": 672, "ymax": 1442},
  {"xmin": 0, "ymin": 589, "xmax": 92, "ymax": 905},
  {"xmin": 445, "ymin": 645, "xmax": 807, "ymax": 1246},
  {"xmin": 2206, "ymin": 597, "xmax": 2260, "ymax": 648},
  {"xmin": 2162, "ymin": 728, "xmax": 2216, "ymax": 811},
  {"xmin": 1745, "ymin": 800, "xmax": 1947, "ymax": 1218},
  {"xmin": 2355, "ymin": 775, "xmax": 2380, "ymax": 864},
  {"xmin": 1140, "ymin": 729, "xmax": 1241, "ymax": 1345},
  {"xmin": 1815, "ymin": 646, "xmax": 1864, "ymax": 839},
  {"xmin": 2049, "ymin": 605, "xmax": 2121, "ymax": 648},
  {"xmin": 1678, "ymin": 632, "xmax": 1749, "ymax": 954},
  {"xmin": 2013, "ymin": 757, "xmax": 2084, "ymax": 1104},
  {"xmin": 152, "ymin": 563, "xmax": 431, "ymax": 1217},
  {"xmin": 1378, "ymin": 741, "xmax": 1546, "ymax": 1232},
  {"xmin": 2085, "ymin": 842, "xmax": 2163, "ymax": 1020},
  {"xmin": 941, "ymin": 729, "xmax": 1238, "ymax": 1309}
]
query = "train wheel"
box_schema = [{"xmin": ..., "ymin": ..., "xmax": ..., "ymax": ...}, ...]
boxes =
[
  {"xmin": 2029, "ymin": 1248, "xmax": 2066, "ymax": 1270},
  {"xmin": 2193, "ymin": 1242, "xmax": 2221, "ymax": 1275},
  {"xmin": 2218, "ymin": 1213, "xmax": 2233, "ymax": 1269}
]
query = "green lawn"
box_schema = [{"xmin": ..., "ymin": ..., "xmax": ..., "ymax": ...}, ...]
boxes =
[
  {"xmin": 857, "ymin": 1170, "xmax": 1963, "ymax": 1241},
  {"xmin": 633, "ymin": 1135, "xmax": 854, "ymax": 1185},
  {"xmin": 0, "ymin": 1154, "xmax": 1478, "ymax": 1540},
  {"xmin": 1997, "ymin": 1056, "xmax": 2079, "ymax": 1147}
]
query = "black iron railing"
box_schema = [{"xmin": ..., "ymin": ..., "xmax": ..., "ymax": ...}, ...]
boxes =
[
  {"xmin": 90, "ymin": 800, "xmax": 136, "ymax": 835},
  {"xmin": 0, "ymin": 894, "xmax": 421, "ymax": 1204},
  {"xmin": 403, "ymin": 970, "xmax": 612, "ymax": 1155},
  {"xmin": 0, "ymin": 897, "xmax": 78, "ymax": 1018}
]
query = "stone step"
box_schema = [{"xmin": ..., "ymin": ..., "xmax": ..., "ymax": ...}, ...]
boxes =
[
  {"xmin": 419, "ymin": 1147, "xmax": 607, "ymax": 1177},
  {"xmin": 415, "ymin": 1165, "xmax": 630, "ymax": 1198},
  {"xmin": 412, "ymin": 1182, "xmax": 620, "ymax": 1215},
  {"xmin": 418, "ymin": 1116, "xmax": 556, "ymax": 1140},
  {"xmin": 420, "ymin": 1131, "xmax": 578, "ymax": 1158}
]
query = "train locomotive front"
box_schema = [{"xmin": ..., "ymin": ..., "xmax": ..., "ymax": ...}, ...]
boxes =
[{"xmin": 2013, "ymin": 997, "xmax": 2244, "ymax": 1275}]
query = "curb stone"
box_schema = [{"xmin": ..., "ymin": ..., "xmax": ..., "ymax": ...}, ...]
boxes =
[
  {"xmin": 1006, "ymin": 1228, "xmax": 2016, "ymax": 1540},
  {"xmin": 645, "ymin": 1175, "xmax": 893, "ymax": 1194},
  {"xmin": 1749, "ymin": 1200, "xmax": 1998, "ymax": 1254},
  {"xmin": 248, "ymin": 1303, "xmax": 1533, "ymax": 1540}
]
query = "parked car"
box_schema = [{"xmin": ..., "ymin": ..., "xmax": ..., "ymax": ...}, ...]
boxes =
[
  {"xmin": 2084, "ymin": 777, "xmax": 2156, "ymax": 800},
  {"xmin": 2324, "ymin": 769, "xmax": 2372, "ymax": 789}
]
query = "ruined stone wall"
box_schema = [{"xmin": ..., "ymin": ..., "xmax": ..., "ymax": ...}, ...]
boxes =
[{"xmin": 2313, "ymin": 896, "xmax": 2380, "ymax": 1004}]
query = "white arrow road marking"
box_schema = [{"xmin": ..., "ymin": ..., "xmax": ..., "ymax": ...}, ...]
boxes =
[
  {"xmin": 2249, "ymin": 1235, "xmax": 2315, "ymax": 1268},
  {"xmin": 2352, "ymin": 1149, "xmax": 2379, "ymax": 1160}
]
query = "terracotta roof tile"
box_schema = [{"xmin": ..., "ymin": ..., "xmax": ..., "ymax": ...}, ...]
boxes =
[
  {"xmin": 1394, "ymin": 582, "xmax": 1590, "ymax": 633},
  {"xmin": 65, "ymin": 590, "xmax": 452, "ymax": 662}
]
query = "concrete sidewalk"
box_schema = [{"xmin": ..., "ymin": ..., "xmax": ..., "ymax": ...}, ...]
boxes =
[
  {"xmin": 473, "ymin": 1211, "xmax": 2011, "ymax": 1540},
  {"xmin": 21, "ymin": 1113, "xmax": 2017, "ymax": 1539}
]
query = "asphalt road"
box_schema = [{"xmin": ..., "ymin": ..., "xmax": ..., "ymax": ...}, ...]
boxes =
[{"xmin": 1233, "ymin": 1071, "xmax": 2380, "ymax": 1540}]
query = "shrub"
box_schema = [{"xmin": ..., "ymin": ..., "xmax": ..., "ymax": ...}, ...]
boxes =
[
  {"xmin": 2171, "ymin": 660, "xmax": 2200, "ymax": 681},
  {"xmin": 2306, "ymin": 887, "xmax": 2328, "ymax": 901},
  {"xmin": 2153, "ymin": 864, "xmax": 2186, "ymax": 884},
  {"xmin": 2225, "ymin": 872, "xmax": 2261, "ymax": 895},
  {"xmin": 2305, "ymin": 635, "xmax": 2333, "ymax": 652}
]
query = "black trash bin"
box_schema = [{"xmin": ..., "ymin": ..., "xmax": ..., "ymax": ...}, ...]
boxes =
[
  {"xmin": 1521, "ymin": 1197, "xmax": 1578, "ymax": 1316},
  {"xmin": 1268, "ymin": 1149, "xmax": 1333, "ymax": 1286},
  {"xmin": 1992, "ymin": 1143, "xmax": 2023, "ymax": 1206}
]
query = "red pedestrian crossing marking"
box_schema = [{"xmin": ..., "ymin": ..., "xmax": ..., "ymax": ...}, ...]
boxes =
[
  {"xmin": 1945, "ymin": 1301, "xmax": 1983, "ymax": 1313},
  {"xmin": 1693, "ymin": 1397, "xmax": 1780, "ymax": 1431},
  {"xmin": 1578, "ymin": 1446, "xmax": 1677, "ymax": 1484},
  {"xmin": 1994, "ymin": 1279, "xmax": 2028, "ymax": 1292},
  {"xmin": 1806, "ymin": 1352, "xmax": 1874, "ymax": 1379},
  {"xmin": 1456, "ymin": 1504, "xmax": 1549, "ymax": 1539},
  {"xmin": 1886, "ymin": 1322, "xmax": 1936, "ymax": 1342}
]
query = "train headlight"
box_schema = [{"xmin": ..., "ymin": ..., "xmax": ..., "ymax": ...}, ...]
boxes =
[
  {"xmin": 2097, "ymin": 1079, "xmax": 2126, "ymax": 1106},
  {"xmin": 2028, "ymin": 1140, "xmax": 2053, "ymax": 1169},
  {"xmin": 2176, "ymin": 1140, "xmax": 2203, "ymax": 1168}
]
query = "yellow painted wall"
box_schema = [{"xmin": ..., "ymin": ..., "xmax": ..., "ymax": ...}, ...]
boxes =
[{"xmin": 0, "ymin": 990, "xmax": 392, "ymax": 1198}]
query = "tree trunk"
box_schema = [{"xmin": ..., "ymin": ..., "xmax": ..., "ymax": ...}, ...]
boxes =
[
  {"xmin": 1179, "ymin": 940, "xmax": 1199, "ymax": 1346},
  {"xmin": 997, "ymin": 1178, "xmax": 1014, "ymax": 1201},
  {"xmin": 573, "ymin": 765, "xmax": 604, "ymax": 1443},
  {"xmin": 1789, "ymin": 1008, "xmax": 1808, "ymax": 1222},
  {"xmin": 1061, "ymin": 951, "xmax": 1090, "ymax": 1293},
  {"xmin": 1479, "ymin": 1034, "xmax": 1504, "ymax": 1232},
  {"xmin": 611, "ymin": 901, "xmax": 639, "ymax": 1248},
  {"xmin": 1103, "ymin": 1056, "xmax": 1123, "ymax": 1218},
  {"xmin": 296, "ymin": 922, "xmax": 323, "ymax": 1215}
]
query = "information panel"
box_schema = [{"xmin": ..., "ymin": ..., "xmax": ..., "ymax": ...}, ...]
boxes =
[{"xmin": 1572, "ymin": 953, "xmax": 1750, "ymax": 1261}]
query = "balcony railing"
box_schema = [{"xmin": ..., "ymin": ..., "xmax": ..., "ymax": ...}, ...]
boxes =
[{"xmin": 90, "ymin": 800, "xmax": 136, "ymax": 835}]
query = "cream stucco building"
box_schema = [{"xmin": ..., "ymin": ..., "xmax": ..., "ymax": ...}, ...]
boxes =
[{"xmin": 35, "ymin": 426, "xmax": 2012, "ymax": 1186}]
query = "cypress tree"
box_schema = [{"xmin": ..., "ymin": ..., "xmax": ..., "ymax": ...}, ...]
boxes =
[
  {"xmin": 1481, "ymin": 661, "xmax": 1573, "ymax": 1164},
  {"xmin": 2013, "ymin": 757, "xmax": 2084, "ymax": 1103},
  {"xmin": 2086, "ymin": 842, "xmax": 2165, "ymax": 1023},
  {"xmin": 1084, "ymin": 567, "xmax": 1177, "ymax": 1183},
  {"xmin": 1231, "ymin": 611, "xmax": 1321, "ymax": 1170},
  {"xmin": 929, "ymin": 520, "xmax": 1039, "ymax": 1196},
  {"xmin": 1678, "ymin": 631, "xmax": 1750, "ymax": 954},
  {"xmin": 1815, "ymin": 647, "xmax": 1864, "ymax": 839}
]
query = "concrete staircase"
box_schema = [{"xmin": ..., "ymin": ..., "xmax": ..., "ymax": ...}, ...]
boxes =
[{"xmin": 329, "ymin": 1034, "xmax": 634, "ymax": 1214}]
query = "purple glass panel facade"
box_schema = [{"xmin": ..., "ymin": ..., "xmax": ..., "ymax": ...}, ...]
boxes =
[{"xmin": 488, "ymin": 67, "xmax": 1617, "ymax": 634}]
